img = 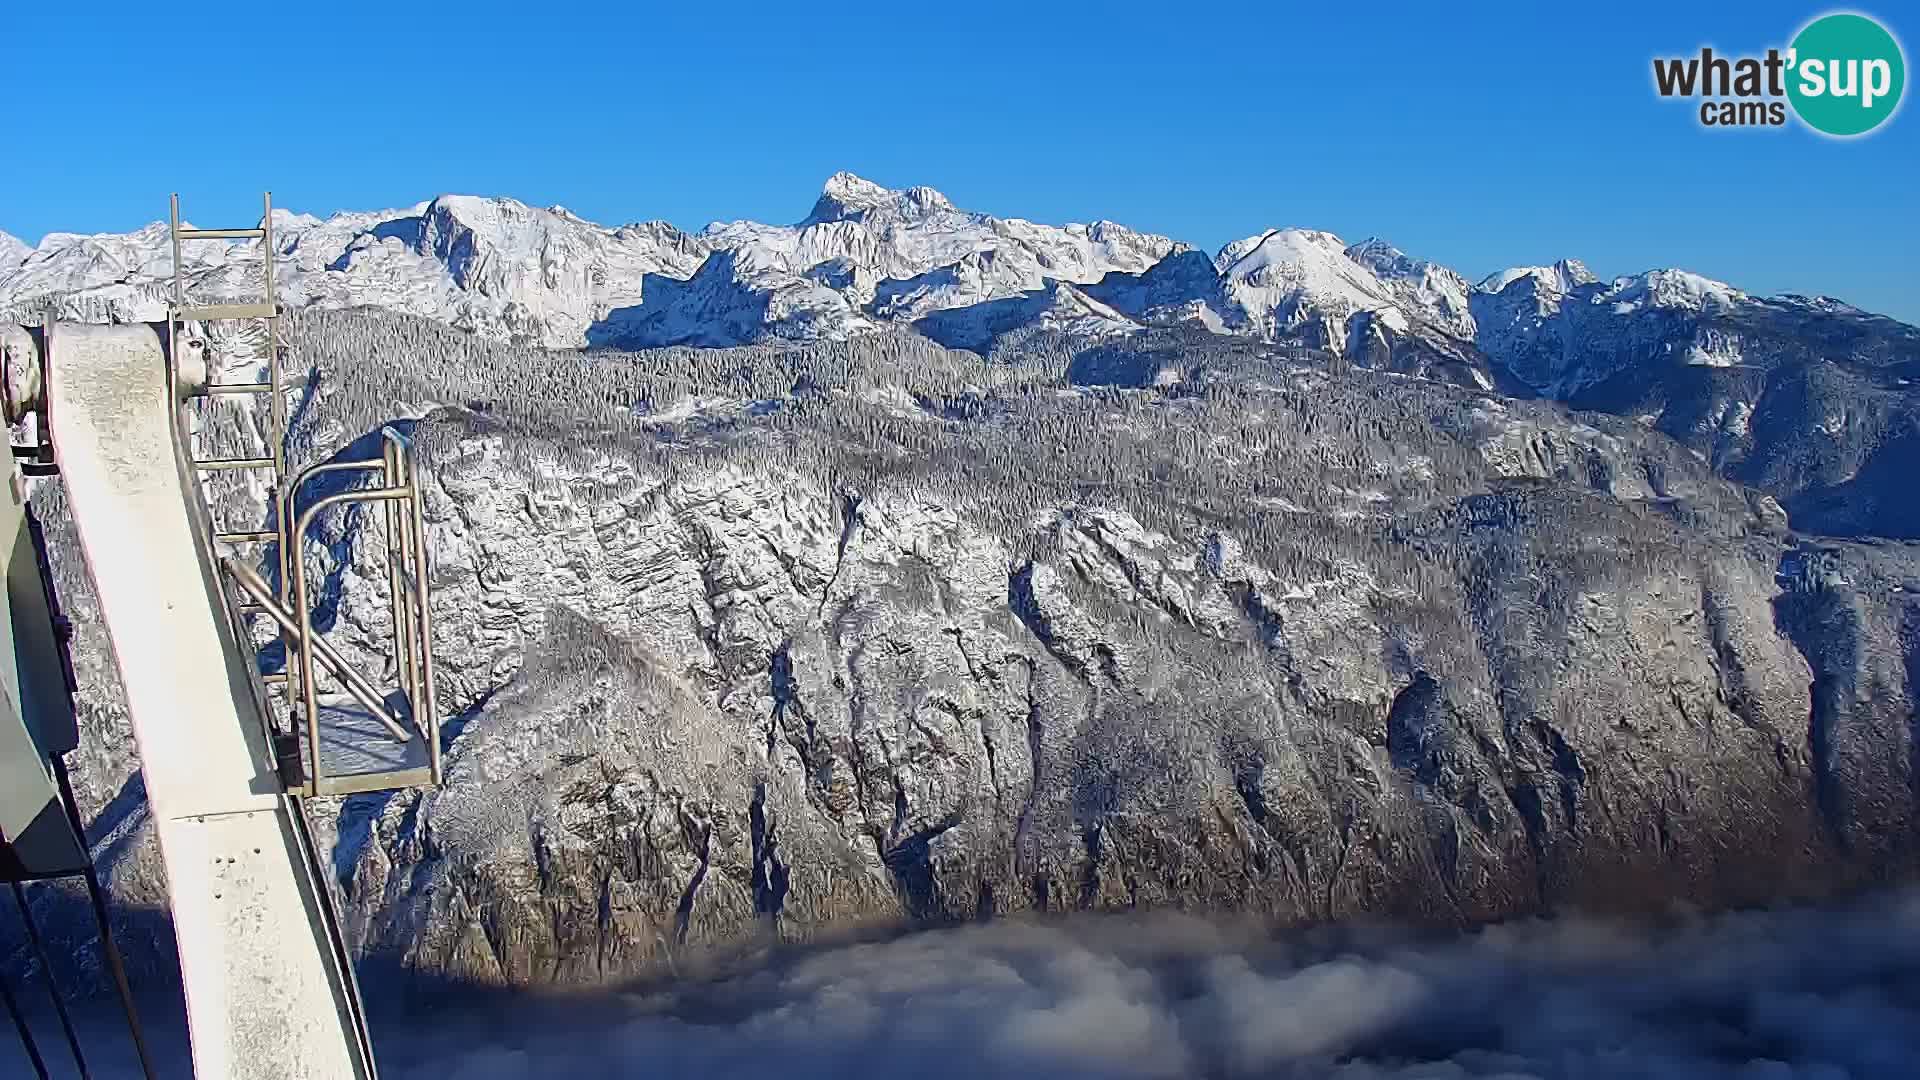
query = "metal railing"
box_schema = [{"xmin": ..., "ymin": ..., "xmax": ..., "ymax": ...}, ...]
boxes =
[
  {"xmin": 172, "ymin": 194, "xmax": 440, "ymax": 797},
  {"xmin": 223, "ymin": 427, "xmax": 440, "ymax": 796},
  {"xmin": 218, "ymin": 558, "xmax": 411, "ymax": 742},
  {"xmin": 169, "ymin": 192, "xmax": 290, "ymax": 575}
]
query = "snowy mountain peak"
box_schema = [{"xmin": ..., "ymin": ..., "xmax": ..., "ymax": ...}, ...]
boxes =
[
  {"xmin": 1478, "ymin": 259, "xmax": 1596, "ymax": 296},
  {"xmin": 1602, "ymin": 268, "xmax": 1743, "ymax": 314},
  {"xmin": 1203, "ymin": 228, "xmax": 1460, "ymax": 342},
  {"xmin": 1215, "ymin": 228, "xmax": 1351, "ymax": 277},
  {"xmin": 1342, "ymin": 238, "xmax": 1478, "ymax": 341},
  {"xmin": 4, "ymin": 179, "xmax": 1902, "ymax": 390},
  {"xmin": 822, "ymin": 171, "xmax": 893, "ymax": 203},
  {"xmin": 1343, "ymin": 237, "xmax": 1424, "ymax": 279},
  {"xmin": 804, "ymin": 172, "xmax": 957, "ymax": 227},
  {"xmin": 1218, "ymin": 230, "xmax": 1367, "ymax": 292},
  {"xmin": 422, "ymin": 192, "xmax": 553, "ymax": 234},
  {"xmin": 269, "ymin": 207, "xmax": 325, "ymax": 235},
  {"xmin": 0, "ymin": 231, "xmax": 29, "ymax": 273}
]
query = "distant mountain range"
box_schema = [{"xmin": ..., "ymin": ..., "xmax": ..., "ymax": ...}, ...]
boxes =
[
  {"xmin": 4, "ymin": 173, "xmax": 1916, "ymax": 536},
  {"xmin": 13, "ymin": 178, "xmax": 1920, "ymax": 996}
]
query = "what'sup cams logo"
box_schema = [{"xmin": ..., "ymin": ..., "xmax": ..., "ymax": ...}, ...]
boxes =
[{"xmin": 1653, "ymin": 11, "xmax": 1906, "ymax": 136}]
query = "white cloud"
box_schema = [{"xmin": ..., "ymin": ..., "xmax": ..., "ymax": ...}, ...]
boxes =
[{"xmin": 359, "ymin": 886, "xmax": 1920, "ymax": 1079}]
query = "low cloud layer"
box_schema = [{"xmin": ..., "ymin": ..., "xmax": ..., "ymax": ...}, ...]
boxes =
[{"xmin": 371, "ymin": 887, "xmax": 1920, "ymax": 1080}]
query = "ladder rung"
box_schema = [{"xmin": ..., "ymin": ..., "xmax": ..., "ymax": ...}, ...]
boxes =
[
  {"xmin": 176, "ymin": 302, "xmax": 278, "ymax": 321},
  {"xmin": 196, "ymin": 457, "xmax": 276, "ymax": 471},
  {"xmin": 261, "ymin": 672, "xmax": 289, "ymax": 684},
  {"xmin": 177, "ymin": 227, "xmax": 265, "ymax": 240},
  {"xmin": 217, "ymin": 529, "xmax": 279, "ymax": 543}
]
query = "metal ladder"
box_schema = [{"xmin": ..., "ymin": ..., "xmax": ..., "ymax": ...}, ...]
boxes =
[
  {"xmin": 169, "ymin": 192, "xmax": 291, "ymax": 589},
  {"xmin": 170, "ymin": 194, "xmax": 442, "ymax": 797}
]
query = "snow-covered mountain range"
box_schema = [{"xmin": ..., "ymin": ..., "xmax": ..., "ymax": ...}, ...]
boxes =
[
  {"xmin": 11, "ymin": 176, "xmax": 1920, "ymax": 1001},
  {"xmin": 7, "ymin": 172, "xmax": 1905, "ymax": 393}
]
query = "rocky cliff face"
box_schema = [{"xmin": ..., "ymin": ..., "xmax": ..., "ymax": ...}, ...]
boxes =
[{"xmin": 24, "ymin": 311, "xmax": 1916, "ymax": 992}]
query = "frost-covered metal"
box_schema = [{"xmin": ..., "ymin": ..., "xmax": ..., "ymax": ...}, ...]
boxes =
[{"xmin": 47, "ymin": 321, "xmax": 376, "ymax": 1078}]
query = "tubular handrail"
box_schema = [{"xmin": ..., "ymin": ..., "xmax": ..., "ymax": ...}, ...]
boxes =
[
  {"xmin": 285, "ymin": 457, "xmax": 385, "ymax": 492},
  {"xmin": 292, "ymin": 486, "xmax": 410, "ymax": 787},
  {"xmin": 276, "ymin": 459, "xmax": 385, "ymax": 616},
  {"xmin": 279, "ymin": 459, "xmax": 386, "ymax": 548},
  {"xmin": 269, "ymin": 428, "xmax": 439, "ymax": 792},
  {"xmin": 399, "ymin": 434, "xmax": 440, "ymax": 783},
  {"xmin": 381, "ymin": 436, "xmax": 415, "ymax": 738},
  {"xmin": 219, "ymin": 557, "xmax": 412, "ymax": 743},
  {"xmin": 379, "ymin": 431, "xmax": 439, "ymax": 758}
]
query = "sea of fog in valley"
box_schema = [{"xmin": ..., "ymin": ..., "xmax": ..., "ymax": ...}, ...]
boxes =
[{"xmin": 14, "ymin": 886, "xmax": 1919, "ymax": 1079}]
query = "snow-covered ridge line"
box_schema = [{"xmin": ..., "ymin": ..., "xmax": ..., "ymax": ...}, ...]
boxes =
[{"xmin": 0, "ymin": 172, "xmax": 1874, "ymax": 377}]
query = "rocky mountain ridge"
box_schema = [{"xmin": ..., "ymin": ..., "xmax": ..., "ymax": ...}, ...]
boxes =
[
  {"xmin": 5, "ymin": 173, "xmax": 1906, "ymax": 381},
  {"xmin": 273, "ymin": 316, "xmax": 1920, "ymax": 986},
  {"xmin": 11, "ymin": 311, "xmax": 1918, "ymax": 995},
  {"xmin": 4, "ymin": 175, "xmax": 1918, "ymax": 994},
  {"xmin": 8, "ymin": 176, "xmax": 1913, "ymax": 541}
]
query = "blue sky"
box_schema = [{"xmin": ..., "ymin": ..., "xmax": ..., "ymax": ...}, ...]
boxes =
[{"xmin": 4, "ymin": 1, "xmax": 1914, "ymax": 320}]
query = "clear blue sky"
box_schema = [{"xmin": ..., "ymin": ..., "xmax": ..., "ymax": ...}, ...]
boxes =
[{"xmin": 4, "ymin": 1, "xmax": 1915, "ymax": 320}]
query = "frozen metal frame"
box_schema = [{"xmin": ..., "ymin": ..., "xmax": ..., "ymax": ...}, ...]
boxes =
[
  {"xmin": 279, "ymin": 428, "xmax": 440, "ymax": 796},
  {"xmin": 170, "ymin": 194, "xmax": 441, "ymax": 798},
  {"xmin": 169, "ymin": 192, "xmax": 291, "ymax": 596}
]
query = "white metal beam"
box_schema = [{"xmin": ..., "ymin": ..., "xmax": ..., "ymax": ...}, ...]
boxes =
[{"xmin": 47, "ymin": 322, "xmax": 374, "ymax": 1080}]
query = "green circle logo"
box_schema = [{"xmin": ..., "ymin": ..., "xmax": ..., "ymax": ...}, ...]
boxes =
[{"xmin": 1787, "ymin": 13, "xmax": 1906, "ymax": 136}]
